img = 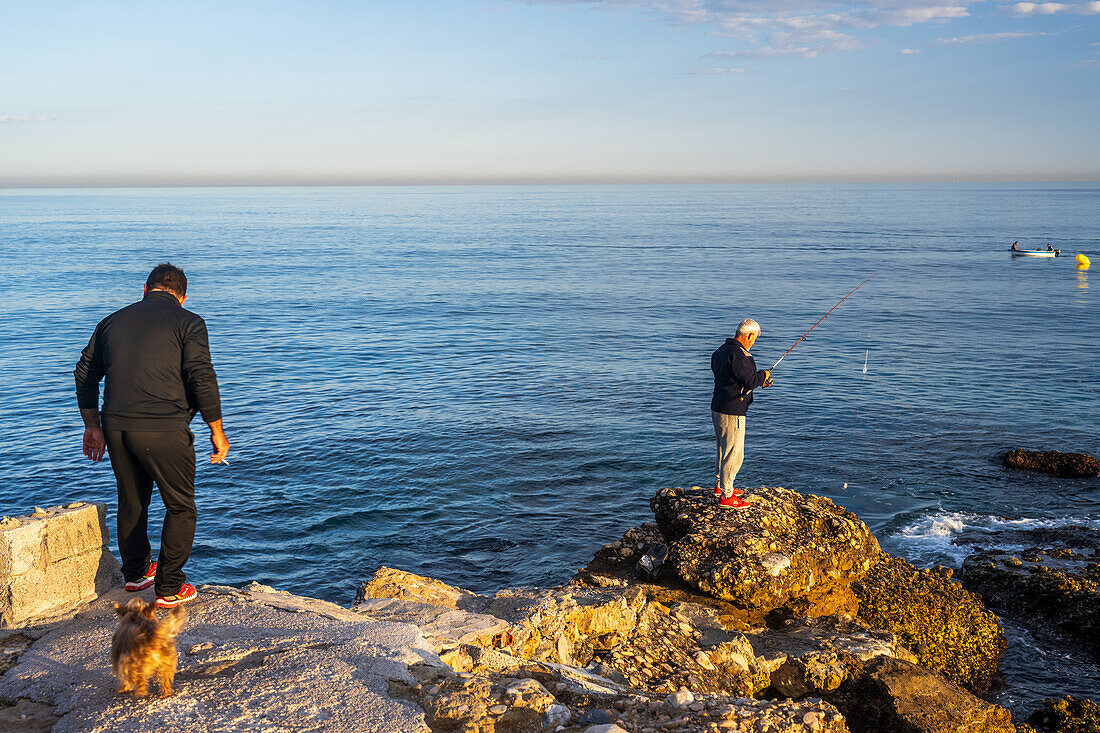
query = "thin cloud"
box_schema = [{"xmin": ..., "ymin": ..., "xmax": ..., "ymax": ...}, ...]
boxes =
[
  {"xmin": 0, "ymin": 115, "xmax": 53, "ymax": 124},
  {"xmin": 933, "ymin": 31, "xmax": 1045, "ymax": 43},
  {"xmin": 1073, "ymin": 58, "xmax": 1100, "ymax": 67},
  {"xmin": 708, "ymin": 29, "xmax": 863, "ymax": 59},
  {"xmin": 901, "ymin": 47, "xmax": 922, "ymax": 53},
  {"xmin": 1005, "ymin": 1, "xmax": 1100, "ymax": 14},
  {"xmin": 519, "ymin": 0, "xmax": 978, "ymax": 60},
  {"xmin": 688, "ymin": 66, "xmax": 747, "ymax": 74}
]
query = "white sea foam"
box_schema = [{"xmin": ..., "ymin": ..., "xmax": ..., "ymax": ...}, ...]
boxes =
[{"xmin": 881, "ymin": 511, "xmax": 1100, "ymax": 568}]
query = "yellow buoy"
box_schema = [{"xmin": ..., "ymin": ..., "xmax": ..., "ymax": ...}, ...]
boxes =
[{"xmin": 1077, "ymin": 253, "xmax": 1091, "ymax": 270}]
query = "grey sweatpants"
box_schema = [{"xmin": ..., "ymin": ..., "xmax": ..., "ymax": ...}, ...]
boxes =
[{"xmin": 712, "ymin": 411, "xmax": 746, "ymax": 497}]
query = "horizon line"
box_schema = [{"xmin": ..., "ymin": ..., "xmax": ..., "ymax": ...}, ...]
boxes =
[{"xmin": 2, "ymin": 174, "xmax": 1099, "ymax": 189}]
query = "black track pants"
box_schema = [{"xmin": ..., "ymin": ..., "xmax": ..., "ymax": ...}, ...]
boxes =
[{"xmin": 104, "ymin": 429, "xmax": 196, "ymax": 597}]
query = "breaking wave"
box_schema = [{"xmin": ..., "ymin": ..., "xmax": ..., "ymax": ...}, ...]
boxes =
[{"xmin": 880, "ymin": 511, "xmax": 1100, "ymax": 568}]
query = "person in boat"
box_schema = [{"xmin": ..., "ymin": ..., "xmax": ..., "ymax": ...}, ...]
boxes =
[
  {"xmin": 710, "ymin": 319, "xmax": 772, "ymax": 510},
  {"xmin": 1048, "ymin": 244, "xmax": 1055, "ymax": 252},
  {"xmin": 1012, "ymin": 242, "xmax": 1020, "ymax": 251}
]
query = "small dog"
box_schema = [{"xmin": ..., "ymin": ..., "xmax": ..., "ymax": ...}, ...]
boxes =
[{"xmin": 110, "ymin": 598, "xmax": 187, "ymax": 697}]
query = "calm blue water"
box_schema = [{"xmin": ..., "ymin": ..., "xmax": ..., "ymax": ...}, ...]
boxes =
[{"xmin": 1, "ymin": 184, "xmax": 1097, "ymax": 709}]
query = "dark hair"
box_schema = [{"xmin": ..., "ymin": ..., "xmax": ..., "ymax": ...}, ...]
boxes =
[{"xmin": 146, "ymin": 263, "xmax": 187, "ymax": 297}]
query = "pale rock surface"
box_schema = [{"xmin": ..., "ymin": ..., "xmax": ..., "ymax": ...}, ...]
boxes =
[
  {"xmin": 357, "ymin": 566, "xmax": 483, "ymax": 610},
  {"xmin": 0, "ymin": 583, "xmax": 441, "ymax": 733},
  {"xmin": 353, "ymin": 596, "xmax": 513, "ymax": 651},
  {"xmin": 354, "ymin": 567, "xmax": 647, "ymax": 670}
]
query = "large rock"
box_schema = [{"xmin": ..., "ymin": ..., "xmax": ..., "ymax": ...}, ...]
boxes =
[
  {"xmin": 354, "ymin": 567, "xmax": 647, "ymax": 670},
  {"xmin": 962, "ymin": 531, "xmax": 1099, "ymax": 662},
  {"xmin": 484, "ymin": 585, "xmax": 646, "ymax": 667},
  {"xmin": 1003, "ymin": 449, "xmax": 1100, "ymax": 478},
  {"xmin": 357, "ymin": 566, "xmax": 482, "ymax": 610},
  {"xmin": 1024, "ymin": 695, "xmax": 1100, "ymax": 732},
  {"xmin": 744, "ymin": 614, "xmax": 918, "ymax": 699},
  {"xmin": 827, "ymin": 656, "xmax": 1015, "ymax": 733},
  {"xmin": 650, "ymin": 486, "xmax": 880, "ymax": 621},
  {"xmin": 395, "ymin": 658, "xmax": 851, "ymax": 733},
  {"xmin": 0, "ymin": 503, "xmax": 121, "ymax": 627},
  {"xmin": 852, "ymin": 556, "xmax": 1005, "ymax": 693}
]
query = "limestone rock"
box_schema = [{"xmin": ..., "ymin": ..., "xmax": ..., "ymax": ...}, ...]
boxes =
[
  {"xmin": 1024, "ymin": 695, "xmax": 1100, "ymax": 732},
  {"xmin": 772, "ymin": 652, "xmax": 846, "ymax": 698},
  {"xmin": 1003, "ymin": 449, "xmax": 1100, "ymax": 478},
  {"xmin": 353, "ymin": 596, "xmax": 514, "ymax": 653},
  {"xmin": 962, "ymin": 531, "xmax": 1099, "ymax": 663},
  {"xmin": 402, "ymin": 657, "xmax": 849, "ymax": 733},
  {"xmin": 827, "ymin": 656, "xmax": 1015, "ymax": 733},
  {"xmin": 356, "ymin": 567, "xmax": 484, "ymax": 610},
  {"xmin": 650, "ymin": 487, "xmax": 880, "ymax": 621},
  {"xmin": 484, "ymin": 585, "xmax": 646, "ymax": 666},
  {"xmin": 743, "ymin": 614, "xmax": 916, "ymax": 700},
  {"xmin": 852, "ymin": 555, "xmax": 1005, "ymax": 692},
  {"xmin": 665, "ymin": 688, "xmax": 694, "ymax": 709}
]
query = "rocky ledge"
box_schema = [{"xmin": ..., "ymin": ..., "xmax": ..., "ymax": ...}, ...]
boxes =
[
  {"xmin": 2, "ymin": 485, "xmax": 1082, "ymax": 732},
  {"xmin": 648, "ymin": 487, "xmax": 1005, "ymax": 693},
  {"xmin": 1002, "ymin": 449, "xmax": 1100, "ymax": 478},
  {"xmin": 961, "ymin": 525, "xmax": 1100, "ymax": 663}
]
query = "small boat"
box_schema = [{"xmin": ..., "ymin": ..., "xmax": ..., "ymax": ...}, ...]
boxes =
[{"xmin": 1011, "ymin": 248, "xmax": 1059, "ymax": 257}]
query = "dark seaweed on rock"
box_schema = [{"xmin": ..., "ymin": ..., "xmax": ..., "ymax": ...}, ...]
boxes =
[
  {"xmin": 852, "ymin": 555, "xmax": 1006, "ymax": 693},
  {"xmin": 962, "ymin": 534, "xmax": 1100, "ymax": 664},
  {"xmin": 1003, "ymin": 449, "xmax": 1100, "ymax": 478},
  {"xmin": 1023, "ymin": 695, "xmax": 1100, "ymax": 733}
]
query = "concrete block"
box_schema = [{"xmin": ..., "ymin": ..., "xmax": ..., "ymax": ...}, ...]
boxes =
[
  {"xmin": 0, "ymin": 503, "xmax": 121, "ymax": 628},
  {"xmin": 43, "ymin": 504, "xmax": 108, "ymax": 562},
  {"xmin": 0, "ymin": 521, "xmax": 47, "ymax": 577}
]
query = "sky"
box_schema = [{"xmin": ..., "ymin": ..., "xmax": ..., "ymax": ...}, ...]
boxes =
[{"xmin": 1, "ymin": 0, "xmax": 1098, "ymax": 184}]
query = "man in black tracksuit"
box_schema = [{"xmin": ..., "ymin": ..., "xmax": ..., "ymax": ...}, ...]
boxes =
[
  {"xmin": 711, "ymin": 318, "xmax": 771, "ymax": 509},
  {"xmin": 74, "ymin": 263, "xmax": 229, "ymax": 607}
]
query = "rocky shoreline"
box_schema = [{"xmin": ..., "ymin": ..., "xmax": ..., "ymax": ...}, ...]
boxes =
[{"xmin": 1, "ymin": 486, "xmax": 1097, "ymax": 733}]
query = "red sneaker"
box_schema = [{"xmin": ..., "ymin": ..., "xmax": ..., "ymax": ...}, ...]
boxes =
[
  {"xmin": 714, "ymin": 485, "xmax": 743, "ymax": 497},
  {"xmin": 125, "ymin": 562, "xmax": 157, "ymax": 592},
  {"xmin": 156, "ymin": 583, "xmax": 197, "ymax": 608},
  {"xmin": 717, "ymin": 494, "xmax": 751, "ymax": 510}
]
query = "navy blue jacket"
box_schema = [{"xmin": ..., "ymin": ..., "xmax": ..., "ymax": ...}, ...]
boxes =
[
  {"xmin": 710, "ymin": 338, "xmax": 768, "ymax": 416},
  {"xmin": 75, "ymin": 290, "xmax": 222, "ymax": 431}
]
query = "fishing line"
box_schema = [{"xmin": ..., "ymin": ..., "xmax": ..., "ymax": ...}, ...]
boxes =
[{"xmin": 771, "ymin": 274, "xmax": 878, "ymax": 372}]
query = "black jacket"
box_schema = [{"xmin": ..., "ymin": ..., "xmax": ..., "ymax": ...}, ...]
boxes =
[
  {"xmin": 710, "ymin": 338, "xmax": 768, "ymax": 416},
  {"xmin": 74, "ymin": 290, "xmax": 222, "ymax": 431}
]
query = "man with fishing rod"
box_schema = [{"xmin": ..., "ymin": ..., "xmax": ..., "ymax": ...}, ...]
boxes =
[
  {"xmin": 710, "ymin": 276, "xmax": 877, "ymax": 509},
  {"xmin": 74, "ymin": 263, "xmax": 229, "ymax": 609},
  {"xmin": 711, "ymin": 319, "xmax": 772, "ymax": 509}
]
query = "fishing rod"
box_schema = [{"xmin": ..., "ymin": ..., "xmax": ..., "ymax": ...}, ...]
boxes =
[{"xmin": 771, "ymin": 273, "xmax": 878, "ymax": 371}]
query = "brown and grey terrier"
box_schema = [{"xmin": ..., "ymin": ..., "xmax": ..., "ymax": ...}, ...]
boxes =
[{"xmin": 110, "ymin": 597, "xmax": 186, "ymax": 697}]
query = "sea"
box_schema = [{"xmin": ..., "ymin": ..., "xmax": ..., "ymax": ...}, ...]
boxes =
[{"xmin": 0, "ymin": 183, "xmax": 1097, "ymax": 712}]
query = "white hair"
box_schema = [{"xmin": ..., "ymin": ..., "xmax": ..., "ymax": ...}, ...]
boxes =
[{"xmin": 736, "ymin": 319, "xmax": 760, "ymax": 337}]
